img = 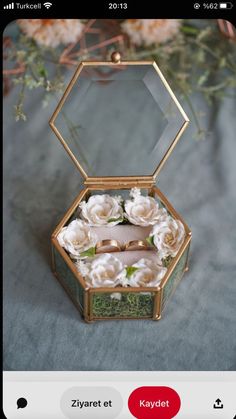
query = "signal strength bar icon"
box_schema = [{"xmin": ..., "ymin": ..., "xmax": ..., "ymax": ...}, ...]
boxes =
[{"xmin": 4, "ymin": 2, "xmax": 14, "ymax": 8}]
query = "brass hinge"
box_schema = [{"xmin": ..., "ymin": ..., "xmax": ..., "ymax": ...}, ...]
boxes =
[{"xmin": 84, "ymin": 177, "xmax": 156, "ymax": 188}]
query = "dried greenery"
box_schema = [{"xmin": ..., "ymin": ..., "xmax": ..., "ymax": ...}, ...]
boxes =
[
  {"xmin": 126, "ymin": 21, "xmax": 236, "ymax": 138},
  {"xmin": 9, "ymin": 34, "xmax": 65, "ymax": 121},
  {"xmin": 4, "ymin": 20, "xmax": 236, "ymax": 138}
]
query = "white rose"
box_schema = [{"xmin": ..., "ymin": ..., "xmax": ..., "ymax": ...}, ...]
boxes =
[
  {"xmin": 79, "ymin": 194, "xmax": 123, "ymax": 227},
  {"xmin": 77, "ymin": 253, "xmax": 127, "ymax": 288},
  {"xmin": 57, "ymin": 219, "xmax": 97, "ymax": 259},
  {"xmin": 128, "ymin": 258, "xmax": 167, "ymax": 287},
  {"xmin": 125, "ymin": 188, "xmax": 166, "ymax": 226},
  {"xmin": 151, "ymin": 216, "xmax": 185, "ymax": 259}
]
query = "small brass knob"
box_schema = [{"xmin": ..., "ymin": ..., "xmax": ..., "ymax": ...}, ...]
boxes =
[{"xmin": 111, "ymin": 51, "xmax": 121, "ymax": 63}]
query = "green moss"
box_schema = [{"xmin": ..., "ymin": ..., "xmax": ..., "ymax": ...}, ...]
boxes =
[{"xmin": 92, "ymin": 292, "xmax": 154, "ymax": 318}]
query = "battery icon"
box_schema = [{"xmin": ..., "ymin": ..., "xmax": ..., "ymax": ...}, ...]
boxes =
[{"xmin": 219, "ymin": 2, "xmax": 233, "ymax": 8}]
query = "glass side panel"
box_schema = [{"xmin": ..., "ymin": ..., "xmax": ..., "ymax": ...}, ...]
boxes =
[
  {"xmin": 91, "ymin": 291, "xmax": 155, "ymax": 318},
  {"xmin": 54, "ymin": 64, "xmax": 186, "ymax": 177},
  {"xmin": 53, "ymin": 246, "xmax": 84, "ymax": 310},
  {"xmin": 161, "ymin": 245, "xmax": 189, "ymax": 311}
]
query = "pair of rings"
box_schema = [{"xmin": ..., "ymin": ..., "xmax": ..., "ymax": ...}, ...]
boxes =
[{"xmin": 96, "ymin": 239, "xmax": 150, "ymax": 254}]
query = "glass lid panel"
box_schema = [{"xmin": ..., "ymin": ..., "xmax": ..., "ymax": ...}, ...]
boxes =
[{"xmin": 53, "ymin": 64, "xmax": 187, "ymax": 178}]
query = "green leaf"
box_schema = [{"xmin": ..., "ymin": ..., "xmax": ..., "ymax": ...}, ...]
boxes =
[
  {"xmin": 198, "ymin": 70, "xmax": 210, "ymax": 87},
  {"xmin": 162, "ymin": 255, "xmax": 173, "ymax": 268},
  {"xmin": 14, "ymin": 104, "xmax": 27, "ymax": 122},
  {"xmin": 80, "ymin": 247, "xmax": 96, "ymax": 258},
  {"xmin": 107, "ymin": 216, "xmax": 123, "ymax": 224},
  {"xmin": 181, "ymin": 25, "xmax": 199, "ymax": 35},
  {"xmin": 146, "ymin": 236, "xmax": 155, "ymax": 247},
  {"xmin": 219, "ymin": 57, "xmax": 226, "ymax": 68},
  {"xmin": 126, "ymin": 266, "xmax": 139, "ymax": 278},
  {"xmin": 37, "ymin": 64, "xmax": 48, "ymax": 78}
]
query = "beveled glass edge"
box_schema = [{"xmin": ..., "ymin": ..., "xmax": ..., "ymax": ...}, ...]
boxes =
[{"xmin": 49, "ymin": 60, "xmax": 189, "ymax": 183}]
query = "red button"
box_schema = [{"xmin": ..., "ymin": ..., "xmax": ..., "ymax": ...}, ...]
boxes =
[{"xmin": 128, "ymin": 386, "xmax": 181, "ymax": 419}]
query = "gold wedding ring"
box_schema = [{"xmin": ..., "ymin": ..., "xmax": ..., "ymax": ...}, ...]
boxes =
[
  {"xmin": 96, "ymin": 239, "xmax": 150, "ymax": 254},
  {"xmin": 96, "ymin": 239, "xmax": 122, "ymax": 253},
  {"xmin": 124, "ymin": 240, "xmax": 149, "ymax": 251}
]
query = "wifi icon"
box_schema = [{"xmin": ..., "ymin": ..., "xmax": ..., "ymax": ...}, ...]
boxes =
[{"xmin": 43, "ymin": 2, "xmax": 52, "ymax": 8}]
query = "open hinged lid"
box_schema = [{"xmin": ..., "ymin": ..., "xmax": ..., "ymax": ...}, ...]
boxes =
[{"xmin": 49, "ymin": 52, "xmax": 189, "ymax": 186}]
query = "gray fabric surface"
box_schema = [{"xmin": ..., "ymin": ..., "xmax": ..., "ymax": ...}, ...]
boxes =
[{"xmin": 3, "ymin": 75, "xmax": 236, "ymax": 371}]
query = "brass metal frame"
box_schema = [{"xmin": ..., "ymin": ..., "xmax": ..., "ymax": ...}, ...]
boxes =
[
  {"xmin": 51, "ymin": 185, "xmax": 191, "ymax": 322},
  {"xmin": 49, "ymin": 58, "xmax": 189, "ymax": 186}
]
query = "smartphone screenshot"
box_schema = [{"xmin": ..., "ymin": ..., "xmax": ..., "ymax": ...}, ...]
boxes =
[{"xmin": 2, "ymin": 1, "xmax": 236, "ymax": 418}]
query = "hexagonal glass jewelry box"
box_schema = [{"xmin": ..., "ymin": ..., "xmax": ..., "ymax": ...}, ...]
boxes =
[{"xmin": 49, "ymin": 52, "xmax": 191, "ymax": 322}]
